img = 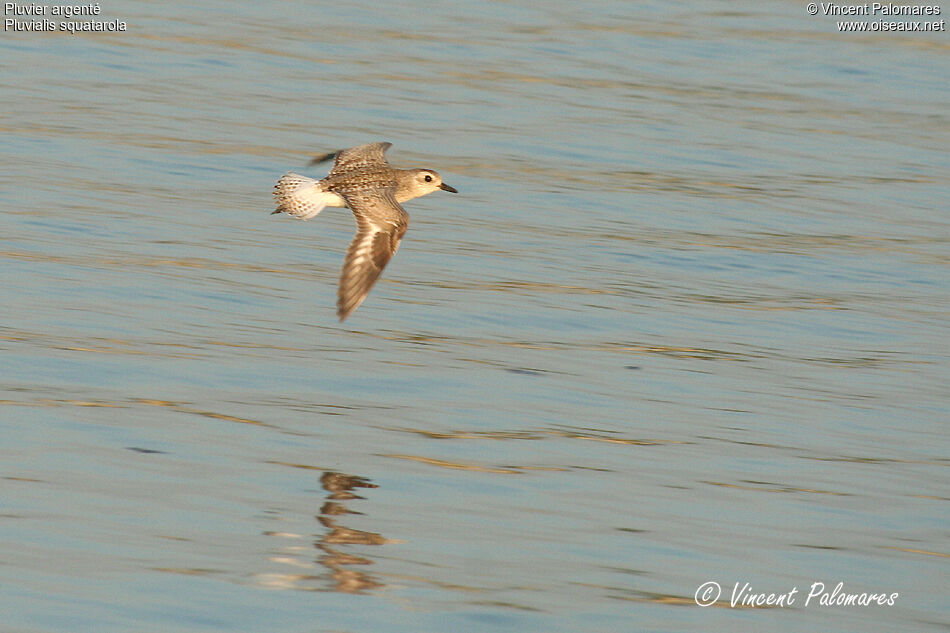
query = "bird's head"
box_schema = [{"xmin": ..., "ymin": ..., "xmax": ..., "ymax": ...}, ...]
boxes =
[{"xmin": 399, "ymin": 169, "xmax": 458, "ymax": 202}]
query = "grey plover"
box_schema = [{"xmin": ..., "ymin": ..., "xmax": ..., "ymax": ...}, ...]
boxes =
[{"xmin": 273, "ymin": 142, "xmax": 457, "ymax": 321}]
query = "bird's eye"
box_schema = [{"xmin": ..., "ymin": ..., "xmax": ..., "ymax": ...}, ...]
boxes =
[{"xmin": 424, "ymin": 174, "xmax": 433, "ymax": 182}]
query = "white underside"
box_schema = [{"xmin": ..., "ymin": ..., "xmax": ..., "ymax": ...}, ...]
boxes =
[{"xmin": 274, "ymin": 173, "xmax": 347, "ymax": 220}]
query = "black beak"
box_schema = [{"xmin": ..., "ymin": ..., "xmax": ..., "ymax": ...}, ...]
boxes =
[{"xmin": 440, "ymin": 183, "xmax": 458, "ymax": 193}]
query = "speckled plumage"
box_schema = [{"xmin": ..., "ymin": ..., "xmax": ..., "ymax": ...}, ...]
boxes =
[{"xmin": 272, "ymin": 142, "xmax": 457, "ymax": 321}]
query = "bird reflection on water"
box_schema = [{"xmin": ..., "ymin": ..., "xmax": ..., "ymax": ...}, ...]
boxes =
[{"xmin": 259, "ymin": 471, "xmax": 395, "ymax": 593}]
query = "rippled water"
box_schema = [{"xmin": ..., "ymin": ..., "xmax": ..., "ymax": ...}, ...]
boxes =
[{"xmin": 2, "ymin": 1, "xmax": 948, "ymax": 632}]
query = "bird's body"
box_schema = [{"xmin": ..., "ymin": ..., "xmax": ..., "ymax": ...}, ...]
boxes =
[{"xmin": 272, "ymin": 142, "xmax": 457, "ymax": 321}]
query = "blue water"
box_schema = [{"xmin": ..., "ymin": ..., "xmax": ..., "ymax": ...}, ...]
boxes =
[{"xmin": 1, "ymin": 1, "xmax": 948, "ymax": 632}]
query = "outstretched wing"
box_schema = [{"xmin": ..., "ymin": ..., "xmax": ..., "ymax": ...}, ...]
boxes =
[
  {"xmin": 328, "ymin": 142, "xmax": 393, "ymax": 177},
  {"xmin": 336, "ymin": 189, "xmax": 408, "ymax": 321}
]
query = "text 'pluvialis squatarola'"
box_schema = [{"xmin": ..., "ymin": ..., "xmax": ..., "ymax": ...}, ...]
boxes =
[{"xmin": 272, "ymin": 142, "xmax": 457, "ymax": 321}]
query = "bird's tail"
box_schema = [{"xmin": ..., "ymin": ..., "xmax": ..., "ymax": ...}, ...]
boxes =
[{"xmin": 272, "ymin": 173, "xmax": 336, "ymax": 220}]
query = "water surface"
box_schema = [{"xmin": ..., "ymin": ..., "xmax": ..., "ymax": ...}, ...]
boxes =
[{"xmin": 1, "ymin": 1, "xmax": 948, "ymax": 632}]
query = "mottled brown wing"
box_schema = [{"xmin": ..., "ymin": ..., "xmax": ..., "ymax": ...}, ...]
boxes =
[
  {"xmin": 336, "ymin": 190, "xmax": 409, "ymax": 321},
  {"xmin": 328, "ymin": 142, "xmax": 393, "ymax": 177}
]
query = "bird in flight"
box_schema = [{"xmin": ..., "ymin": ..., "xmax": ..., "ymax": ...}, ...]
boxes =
[{"xmin": 272, "ymin": 142, "xmax": 457, "ymax": 321}]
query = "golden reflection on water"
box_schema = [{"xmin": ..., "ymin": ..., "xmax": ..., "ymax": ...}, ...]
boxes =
[
  {"xmin": 136, "ymin": 398, "xmax": 275, "ymax": 428},
  {"xmin": 604, "ymin": 589, "xmax": 776, "ymax": 610},
  {"xmin": 883, "ymin": 547, "xmax": 950, "ymax": 559},
  {"xmin": 701, "ymin": 480, "xmax": 851, "ymax": 497},
  {"xmin": 380, "ymin": 454, "xmax": 530, "ymax": 475},
  {"xmin": 3, "ymin": 320, "xmax": 780, "ymax": 364},
  {"xmin": 397, "ymin": 426, "xmax": 684, "ymax": 446}
]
